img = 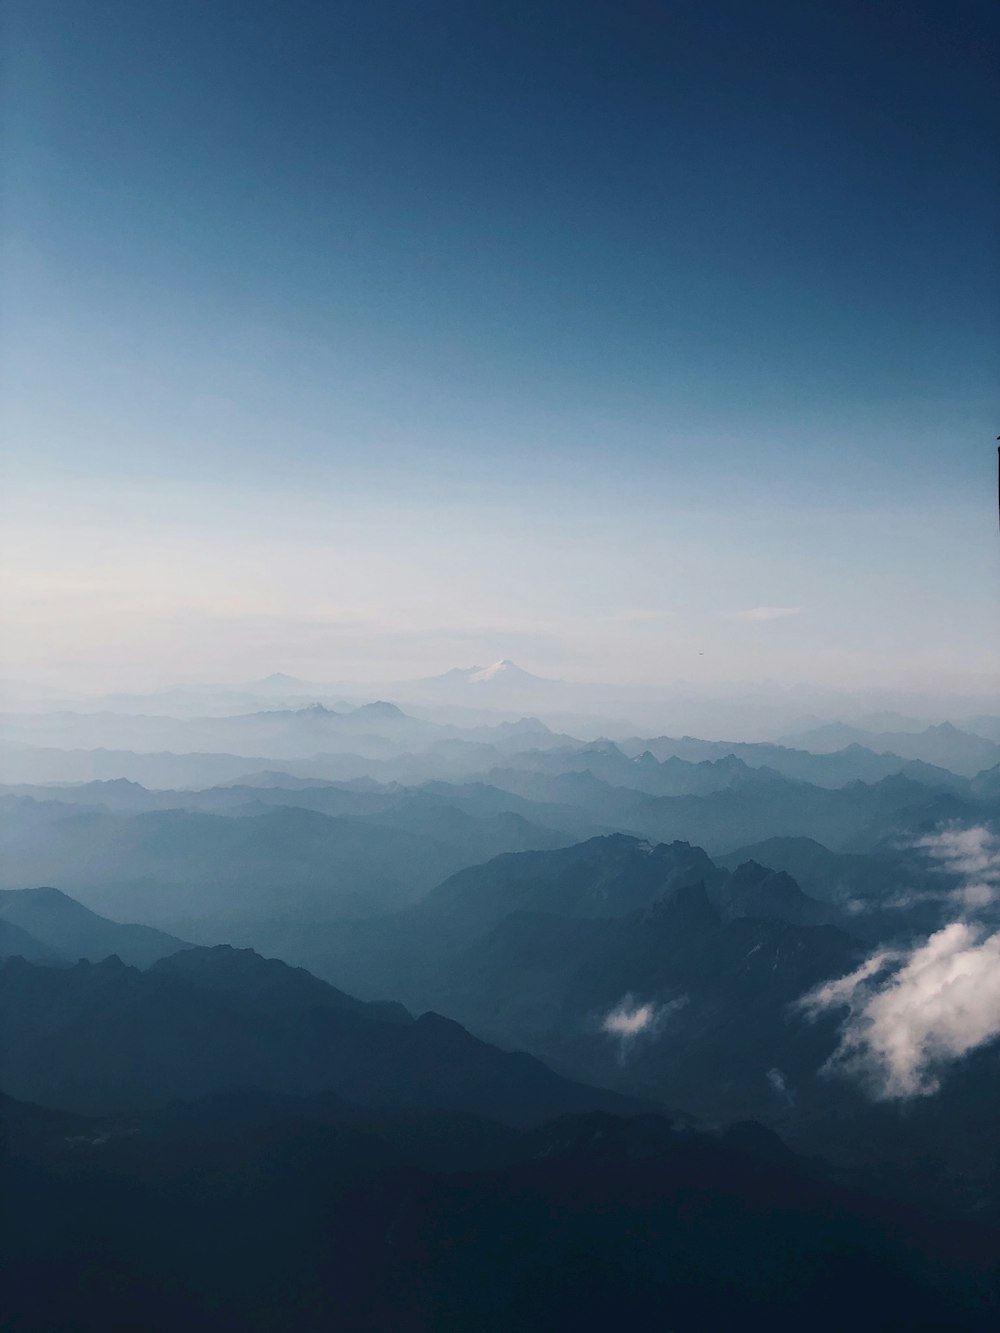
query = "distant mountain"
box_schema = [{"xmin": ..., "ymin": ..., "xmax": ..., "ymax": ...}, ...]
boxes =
[
  {"xmin": 352, "ymin": 698, "xmax": 407, "ymax": 718},
  {"xmin": 483, "ymin": 766, "xmax": 984, "ymax": 854},
  {"xmin": 0, "ymin": 745, "xmax": 304, "ymax": 788},
  {"xmin": 0, "ymin": 887, "xmax": 188, "ymax": 968},
  {"xmin": 415, "ymin": 659, "xmax": 552, "ymax": 689},
  {"xmin": 779, "ymin": 721, "xmax": 1000, "ymax": 777},
  {"xmin": 414, "ymin": 834, "xmax": 726, "ymax": 934},
  {"xmin": 0, "ymin": 699, "xmax": 438, "ymax": 763},
  {"xmin": 384, "ymin": 660, "xmax": 574, "ymax": 715},
  {"xmin": 0, "ymin": 796, "xmax": 575, "ymax": 931},
  {"xmin": 0, "ymin": 705, "xmax": 570, "ymax": 784},
  {"xmin": 853, "ymin": 711, "xmax": 939, "ymax": 733},
  {"xmin": 960, "ymin": 714, "xmax": 1000, "ymax": 742},
  {"xmin": 229, "ymin": 769, "xmax": 337, "ymax": 787},
  {"xmin": 418, "ymin": 836, "xmax": 840, "ymax": 936},
  {"xmin": 0, "ymin": 737, "xmax": 521, "ymax": 787},
  {"xmin": 713, "ymin": 828, "xmax": 1000, "ymax": 949},
  {"xmin": 247, "ymin": 671, "xmax": 321, "ymax": 693},
  {"xmin": 532, "ymin": 738, "xmax": 968, "ymax": 794},
  {"xmin": 0, "ymin": 948, "xmax": 639, "ymax": 1124},
  {"xmin": 714, "ymin": 836, "xmax": 940, "ymax": 908},
  {"xmin": 4, "ymin": 717, "xmax": 976, "ymax": 796},
  {"xmin": 713, "ymin": 859, "xmax": 841, "ymax": 927},
  {"xmin": 0, "ymin": 777, "xmax": 162, "ymax": 811},
  {"xmin": 0, "ymin": 917, "xmax": 65, "ymax": 964},
  {"xmin": 618, "ymin": 734, "xmax": 969, "ymax": 790},
  {"xmin": 0, "ymin": 804, "xmax": 464, "ymax": 925}
]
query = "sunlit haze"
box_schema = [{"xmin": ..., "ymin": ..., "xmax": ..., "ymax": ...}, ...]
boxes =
[{"xmin": 3, "ymin": 1, "xmax": 997, "ymax": 699}]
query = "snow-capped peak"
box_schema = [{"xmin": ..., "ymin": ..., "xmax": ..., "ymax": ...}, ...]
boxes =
[{"xmin": 468, "ymin": 659, "xmax": 522, "ymax": 683}]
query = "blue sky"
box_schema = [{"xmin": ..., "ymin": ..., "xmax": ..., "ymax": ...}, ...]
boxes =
[{"xmin": 3, "ymin": 0, "xmax": 998, "ymax": 690}]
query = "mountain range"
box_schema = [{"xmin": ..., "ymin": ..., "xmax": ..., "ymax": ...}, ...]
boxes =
[
  {"xmin": 0, "ymin": 945, "xmax": 636, "ymax": 1123},
  {"xmin": 8, "ymin": 1085, "xmax": 993, "ymax": 1333},
  {"xmin": 2, "ymin": 679, "xmax": 1000, "ymax": 1330},
  {"xmin": 9, "ymin": 663, "xmax": 1000, "ymax": 742},
  {"xmin": 2, "ymin": 856, "xmax": 998, "ymax": 1329},
  {"xmin": 3, "ymin": 759, "xmax": 990, "ymax": 946},
  {"xmin": 0, "ymin": 886, "xmax": 188, "ymax": 967},
  {"xmin": 0, "ymin": 795, "xmax": 575, "ymax": 928},
  {"xmin": 777, "ymin": 721, "xmax": 1000, "ymax": 776},
  {"xmin": 261, "ymin": 835, "xmax": 855, "ymax": 1106}
]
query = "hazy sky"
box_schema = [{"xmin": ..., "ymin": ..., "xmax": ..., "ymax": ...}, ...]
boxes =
[{"xmin": 3, "ymin": 0, "xmax": 998, "ymax": 691}]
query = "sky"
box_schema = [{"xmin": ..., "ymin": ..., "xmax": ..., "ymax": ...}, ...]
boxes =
[{"xmin": 3, "ymin": 0, "xmax": 998, "ymax": 692}]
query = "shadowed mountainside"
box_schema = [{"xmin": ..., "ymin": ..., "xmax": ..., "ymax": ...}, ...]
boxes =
[
  {"xmin": 0, "ymin": 946, "xmax": 638, "ymax": 1124},
  {"xmin": 0, "ymin": 887, "xmax": 188, "ymax": 968},
  {"xmin": 3, "ymin": 1087, "xmax": 996, "ymax": 1333}
]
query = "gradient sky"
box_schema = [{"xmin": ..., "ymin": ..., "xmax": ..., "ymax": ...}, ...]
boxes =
[{"xmin": 3, "ymin": 0, "xmax": 998, "ymax": 691}]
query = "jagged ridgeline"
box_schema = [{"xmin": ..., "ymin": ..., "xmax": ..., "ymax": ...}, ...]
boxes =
[{"xmin": 2, "ymin": 737, "xmax": 999, "ymax": 1327}]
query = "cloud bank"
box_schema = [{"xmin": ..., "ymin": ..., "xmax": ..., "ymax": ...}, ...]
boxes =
[{"xmin": 798, "ymin": 825, "xmax": 1000, "ymax": 1098}]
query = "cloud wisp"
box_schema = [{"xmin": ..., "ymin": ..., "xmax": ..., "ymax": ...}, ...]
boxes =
[
  {"xmin": 733, "ymin": 606, "xmax": 801, "ymax": 623},
  {"xmin": 798, "ymin": 825, "xmax": 1000, "ymax": 1099},
  {"xmin": 915, "ymin": 826, "xmax": 1000, "ymax": 909},
  {"xmin": 600, "ymin": 993, "xmax": 686, "ymax": 1063},
  {"xmin": 766, "ymin": 1066, "xmax": 795, "ymax": 1106}
]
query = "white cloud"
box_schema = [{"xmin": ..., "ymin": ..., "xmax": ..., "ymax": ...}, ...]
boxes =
[
  {"xmin": 733, "ymin": 606, "xmax": 801, "ymax": 622},
  {"xmin": 798, "ymin": 825, "xmax": 1000, "ymax": 1098},
  {"xmin": 915, "ymin": 826, "xmax": 1000, "ymax": 907},
  {"xmin": 600, "ymin": 993, "xmax": 687, "ymax": 1062},
  {"xmin": 799, "ymin": 923, "xmax": 1000, "ymax": 1098},
  {"xmin": 603, "ymin": 1000, "xmax": 659, "ymax": 1037}
]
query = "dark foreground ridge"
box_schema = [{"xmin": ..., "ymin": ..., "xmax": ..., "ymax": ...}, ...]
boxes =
[{"xmin": 3, "ymin": 1088, "xmax": 997, "ymax": 1333}]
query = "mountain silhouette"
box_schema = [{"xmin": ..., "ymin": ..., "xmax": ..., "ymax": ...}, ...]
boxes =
[
  {"xmin": 4, "ymin": 1087, "xmax": 994, "ymax": 1333},
  {"xmin": 0, "ymin": 886, "xmax": 188, "ymax": 968},
  {"xmin": 0, "ymin": 946, "xmax": 640, "ymax": 1123}
]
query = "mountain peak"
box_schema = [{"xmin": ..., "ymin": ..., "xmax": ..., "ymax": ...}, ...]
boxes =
[
  {"xmin": 496, "ymin": 715, "xmax": 551, "ymax": 734},
  {"xmin": 408, "ymin": 660, "xmax": 559, "ymax": 694},
  {"xmin": 0, "ymin": 886, "xmax": 189, "ymax": 968},
  {"xmin": 354, "ymin": 700, "xmax": 407, "ymax": 719},
  {"xmin": 468, "ymin": 660, "xmax": 534, "ymax": 683}
]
